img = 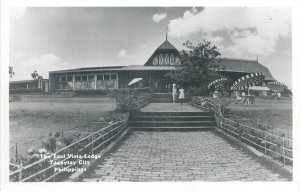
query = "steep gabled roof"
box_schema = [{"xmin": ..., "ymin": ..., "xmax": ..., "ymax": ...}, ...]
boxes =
[
  {"xmin": 156, "ymin": 40, "xmax": 178, "ymax": 50},
  {"xmin": 144, "ymin": 40, "xmax": 180, "ymax": 66},
  {"xmin": 218, "ymin": 58, "xmax": 275, "ymax": 81}
]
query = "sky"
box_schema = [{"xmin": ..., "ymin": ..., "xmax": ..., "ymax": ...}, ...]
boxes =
[{"xmin": 9, "ymin": 7, "xmax": 292, "ymax": 88}]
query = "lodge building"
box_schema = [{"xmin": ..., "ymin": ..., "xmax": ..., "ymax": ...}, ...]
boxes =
[
  {"xmin": 10, "ymin": 38, "xmax": 275, "ymax": 94},
  {"xmin": 9, "ymin": 78, "xmax": 49, "ymax": 93}
]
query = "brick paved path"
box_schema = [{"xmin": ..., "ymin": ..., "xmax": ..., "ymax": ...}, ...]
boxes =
[
  {"xmin": 82, "ymin": 131, "xmax": 288, "ymax": 182},
  {"xmin": 140, "ymin": 103, "xmax": 204, "ymax": 112}
]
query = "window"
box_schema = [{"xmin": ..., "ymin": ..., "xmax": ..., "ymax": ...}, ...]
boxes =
[
  {"xmin": 60, "ymin": 76, "xmax": 66, "ymax": 82},
  {"xmin": 97, "ymin": 75, "xmax": 103, "ymax": 80},
  {"xmin": 82, "ymin": 75, "xmax": 87, "ymax": 81},
  {"xmin": 104, "ymin": 74, "xmax": 110, "ymax": 80},
  {"xmin": 75, "ymin": 76, "xmax": 81, "ymax": 81},
  {"xmin": 88, "ymin": 75, "xmax": 94, "ymax": 80},
  {"xmin": 67, "ymin": 76, "xmax": 72, "ymax": 82},
  {"xmin": 111, "ymin": 74, "xmax": 117, "ymax": 80}
]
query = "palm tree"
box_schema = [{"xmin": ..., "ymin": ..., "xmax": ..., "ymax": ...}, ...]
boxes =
[
  {"xmin": 31, "ymin": 70, "xmax": 39, "ymax": 80},
  {"xmin": 9, "ymin": 66, "xmax": 15, "ymax": 78}
]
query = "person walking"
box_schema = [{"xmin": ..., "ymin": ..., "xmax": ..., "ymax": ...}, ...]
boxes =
[
  {"xmin": 172, "ymin": 83, "xmax": 177, "ymax": 104},
  {"xmin": 178, "ymin": 86, "xmax": 185, "ymax": 105}
]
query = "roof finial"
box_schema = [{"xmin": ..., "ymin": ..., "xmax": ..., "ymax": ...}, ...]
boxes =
[
  {"xmin": 256, "ymin": 55, "xmax": 258, "ymax": 63},
  {"xmin": 166, "ymin": 26, "xmax": 168, "ymax": 41}
]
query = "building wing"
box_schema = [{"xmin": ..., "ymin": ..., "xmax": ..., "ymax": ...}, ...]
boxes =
[{"xmin": 218, "ymin": 58, "xmax": 275, "ymax": 81}]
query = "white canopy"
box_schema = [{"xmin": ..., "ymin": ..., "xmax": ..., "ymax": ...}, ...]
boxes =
[
  {"xmin": 249, "ymin": 86, "xmax": 270, "ymax": 91},
  {"xmin": 128, "ymin": 78, "xmax": 143, "ymax": 86}
]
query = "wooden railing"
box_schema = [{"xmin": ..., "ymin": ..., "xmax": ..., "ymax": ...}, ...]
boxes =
[
  {"xmin": 191, "ymin": 96, "xmax": 293, "ymax": 166},
  {"xmin": 9, "ymin": 120, "xmax": 128, "ymax": 182},
  {"xmin": 191, "ymin": 96, "xmax": 223, "ymax": 116},
  {"xmin": 216, "ymin": 116, "xmax": 293, "ymax": 165}
]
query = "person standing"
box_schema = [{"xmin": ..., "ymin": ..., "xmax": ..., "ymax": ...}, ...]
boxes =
[
  {"xmin": 178, "ymin": 86, "xmax": 185, "ymax": 104},
  {"xmin": 277, "ymin": 92, "xmax": 281, "ymax": 100},
  {"xmin": 172, "ymin": 83, "xmax": 177, "ymax": 104}
]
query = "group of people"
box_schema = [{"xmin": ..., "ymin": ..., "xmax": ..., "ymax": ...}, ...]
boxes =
[
  {"xmin": 233, "ymin": 91, "xmax": 256, "ymax": 105},
  {"xmin": 172, "ymin": 83, "xmax": 185, "ymax": 104}
]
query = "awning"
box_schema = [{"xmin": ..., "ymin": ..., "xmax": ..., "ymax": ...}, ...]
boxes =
[
  {"xmin": 267, "ymin": 81, "xmax": 287, "ymax": 92},
  {"xmin": 231, "ymin": 72, "xmax": 265, "ymax": 91},
  {"xmin": 128, "ymin": 78, "xmax": 143, "ymax": 86},
  {"xmin": 208, "ymin": 77, "xmax": 229, "ymax": 90},
  {"xmin": 249, "ymin": 86, "xmax": 270, "ymax": 91}
]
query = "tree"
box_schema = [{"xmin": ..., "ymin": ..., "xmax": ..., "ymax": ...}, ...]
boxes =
[
  {"xmin": 165, "ymin": 40, "xmax": 223, "ymax": 95},
  {"xmin": 31, "ymin": 70, "xmax": 39, "ymax": 80},
  {"xmin": 9, "ymin": 66, "xmax": 15, "ymax": 78},
  {"xmin": 282, "ymin": 86, "xmax": 292, "ymax": 97}
]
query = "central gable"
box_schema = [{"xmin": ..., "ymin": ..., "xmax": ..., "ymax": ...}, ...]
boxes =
[{"xmin": 144, "ymin": 40, "xmax": 181, "ymax": 66}]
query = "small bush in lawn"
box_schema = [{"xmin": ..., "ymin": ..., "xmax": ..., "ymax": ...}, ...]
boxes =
[
  {"xmin": 61, "ymin": 136, "xmax": 75, "ymax": 146},
  {"xmin": 43, "ymin": 136, "xmax": 56, "ymax": 153}
]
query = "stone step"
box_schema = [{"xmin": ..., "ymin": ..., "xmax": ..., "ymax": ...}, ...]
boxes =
[
  {"xmin": 152, "ymin": 93, "xmax": 172, "ymax": 99},
  {"xmin": 150, "ymin": 100, "xmax": 189, "ymax": 103},
  {"xmin": 133, "ymin": 111, "xmax": 214, "ymax": 116},
  {"xmin": 129, "ymin": 116, "xmax": 215, "ymax": 121},
  {"xmin": 151, "ymin": 98, "xmax": 172, "ymax": 101},
  {"xmin": 128, "ymin": 121, "xmax": 217, "ymax": 127},
  {"xmin": 151, "ymin": 95, "xmax": 172, "ymax": 97},
  {"xmin": 150, "ymin": 100, "xmax": 173, "ymax": 103},
  {"xmin": 131, "ymin": 126, "xmax": 216, "ymax": 130}
]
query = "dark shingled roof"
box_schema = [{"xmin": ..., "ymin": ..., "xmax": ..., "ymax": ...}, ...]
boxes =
[
  {"xmin": 49, "ymin": 65, "xmax": 176, "ymax": 74},
  {"xmin": 144, "ymin": 40, "xmax": 180, "ymax": 66},
  {"xmin": 10, "ymin": 80, "xmax": 38, "ymax": 84},
  {"xmin": 118, "ymin": 65, "xmax": 176, "ymax": 71},
  {"xmin": 218, "ymin": 58, "xmax": 275, "ymax": 81},
  {"xmin": 49, "ymin": 58, "xmax": 275, "ymax": 82},
  {"xmin": 156, "ymin": 40, "xmax": 178, "ymax": 50},
  {"xmin": 49, "ymin": 66, "xmax": 124, "ymax": 74}
]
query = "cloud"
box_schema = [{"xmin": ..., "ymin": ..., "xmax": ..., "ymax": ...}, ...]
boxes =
[
  {"xmin": 14, "ymin": 52, "xmax": 26, "ymax": 58},
  {"xmin": 117, "ymin": 49, "xmax": 136, "ymax": 59},
  {"xmin": 201, "ymin": 34, "xmax": 224, "ymax": 51},
  {"xmin": 227, "ymin": 34, "xmax": 276, "ymax": 57},
  {"xmin": 12, "ymin": 54, "xmax": 70, "ymax": 80},
  {"xmin": 168, "ymin": 7, "xmax": 291, "ymax": 56},
  {"xmin": 152, "ymin": 13, "xmax": 167, "ymax": 23},
  {"xmin": 10, "ymin": 7, "xmax": 27, "ymax": 20}
]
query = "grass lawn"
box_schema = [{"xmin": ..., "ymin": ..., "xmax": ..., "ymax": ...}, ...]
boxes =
[
  {"xmin": 226, "ymin": 97, "xmax": 292, "ymax": 135},
  {"xmin": 9, "ymin": 97, "xmax": 119, "ymax": 159}
]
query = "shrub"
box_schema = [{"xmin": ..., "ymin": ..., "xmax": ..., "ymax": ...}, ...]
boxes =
[
  {"xmin": 42, "ymin": 136, "xmax": 57, "ymax": 152},
  {"xmin": 74, "ymin": 89, "xmax": 110, "ymax": 96},
  {"xmin": 187, "ymin": 87, "xmax": 208, "ymax": 96},
  {"xmin": 9, "ymin": 89, "xmax": 43, "ymax": 94},
  {"xmin": 110, "ymin": 88, "xmax": 152, "ymax": 112}
]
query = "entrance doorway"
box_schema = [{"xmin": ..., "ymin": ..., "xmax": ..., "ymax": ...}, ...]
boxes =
[{"xmin": 154, "ymin": 81, "xmax": 171, "ymax": 93}]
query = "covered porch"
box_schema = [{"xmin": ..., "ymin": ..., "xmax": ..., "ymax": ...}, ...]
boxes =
[{"xmin": 118, "ymin": 66, "xmax": 174, "ymax": 93}]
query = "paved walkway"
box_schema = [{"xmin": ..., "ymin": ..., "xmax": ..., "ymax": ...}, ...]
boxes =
[
  {"xmin": 82, "ymin": 131, "xmax": 288, "ymax": 182},
  {"xmin": 140, "ymin": 103, "xmax": 204, "ymax": 112}
]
